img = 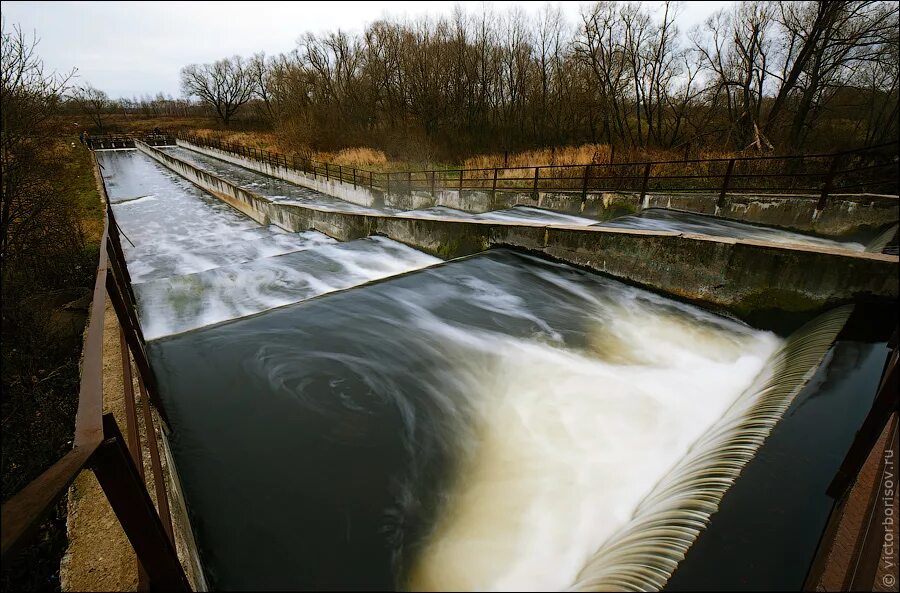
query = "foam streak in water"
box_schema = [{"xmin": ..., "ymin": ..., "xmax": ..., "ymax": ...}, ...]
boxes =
[{"xmin": 135, "ymin": 237, "xmax": 440, "ymax": 340}]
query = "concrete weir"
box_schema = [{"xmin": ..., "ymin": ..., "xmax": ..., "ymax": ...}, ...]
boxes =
[
  {"xmin": 136, "ymin": 141, "xmax": 898, "ymax": 315},
  {"xmin": 174, "ymin": 139, "xmax": 898, "ymax": 236}
]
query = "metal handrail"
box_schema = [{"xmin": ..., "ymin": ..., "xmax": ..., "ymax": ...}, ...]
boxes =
[
  {"xmin": 0, "ymin": 157, "xmax": 190, "ymax": 590},
  {"xmin": 170, "ymin": 130, "xmax": 898, "ymax": 203}
]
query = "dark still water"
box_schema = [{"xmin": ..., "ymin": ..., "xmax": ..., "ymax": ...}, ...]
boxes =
[{"xmin": 147, "ymin": 249, "xmax": 888, "ymax": 591}]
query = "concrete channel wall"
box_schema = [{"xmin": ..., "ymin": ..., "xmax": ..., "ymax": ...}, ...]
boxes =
[
  {"xmin": 138, "ymin": 141, "xmax": 899, "ymax": 316},
  {"xmin": 175, "ymin": 139, "xmax": 898, "ymax": 237}
]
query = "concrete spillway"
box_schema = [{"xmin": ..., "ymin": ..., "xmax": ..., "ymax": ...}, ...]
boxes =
[
  {"xmin": 96, "ymin": 145, "xmax": 896, "ymax": 591},
  {"xmin": 162, "ymin": 146, "xmax": 605, "ymax": 226},
  {"xmin": 164, "ymin": 144, "xmax": 887, "ymax": 250},
  {"xmin": 97, "ymin": 149, "xmax": 439, "ymax": 339},
  {"xmin": 595, "ymin": 208, "xmax": 878, "ymax": 252}
]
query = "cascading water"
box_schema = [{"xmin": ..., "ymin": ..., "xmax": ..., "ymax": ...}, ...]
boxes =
[
  {"xmin": 144, "ymin": 248, "xmax": 854, "ymax": 591},
  {"xmin": 97, "ymin": 146, "xmax": 874, "ymax": 591},
  {"xmin": 97, "ymin": 149, "xmax": 441, "ymax": 340}
]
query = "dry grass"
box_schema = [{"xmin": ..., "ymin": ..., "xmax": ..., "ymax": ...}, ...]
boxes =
[
  {"xmin": 190, "ymin": 128, "xmax": 281, "ymax": 151},
  {"xmin": 464, "ymin": 144, "xmax": 614, "ymax": 169},
  {"xmin": 312, "ymin": 147, "xmax": 389, "ymax": 168}
]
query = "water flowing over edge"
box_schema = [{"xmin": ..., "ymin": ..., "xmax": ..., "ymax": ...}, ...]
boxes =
[
  {"xmin": 867, "ymin": 223, "xmax": 899, "ymax": 253},
  {"xmin": 568, "ymin": 304, "xmax": 853, "ymax": 592}
]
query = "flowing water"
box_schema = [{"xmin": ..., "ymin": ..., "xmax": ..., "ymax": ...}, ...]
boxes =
[
  {"xmin": 97, "ymin": 149, "xmax": 439, "ymax": 339},
  {"xmin": 163, "ymin": 144, "xmax": 890, "ymax": 249},
  {"xmin": 595, "ymin": 208, "xmax": 879, "ymax": 252},
  {"xmin": 145, "ymin": 249, "xmax": 859, "ymax": 591},
  {"xmin": 163, "ymin": 146, "xmax": 388, "ymax": 214},
  {"xmin": 398, "ymin": 205, "xmax": 602, "ymax": 226},
  {"xmin": 97, "ymin": 148, "xmax": 886, "ymax": 591},
  {"xmin": 165, "ymin": 145, "xmax": 604, "ymax": 226}
]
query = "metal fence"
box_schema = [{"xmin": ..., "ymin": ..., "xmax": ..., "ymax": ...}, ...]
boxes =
[
  {"xmin": 87, "ymin": 133, "xmax": 177, "ymax": 150},
  {"xmin": 173, "ymin": 131, "xmax": 898, "ymax": 208},
  {"xmin": 0, "ymin": 162, "xmax": 191, "ymax": 590}
]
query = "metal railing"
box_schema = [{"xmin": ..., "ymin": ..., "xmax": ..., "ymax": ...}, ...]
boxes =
[
  {"xmin": 0, "ymin": 160, "xmax": 191, "ymax": 590},
  {"xmin": 172, "ymin": 131, "xmax": 898, "ymax": 209},
  {"xmin": 87, "ymin": 133, "xmax": 177, "ymax": 150}
]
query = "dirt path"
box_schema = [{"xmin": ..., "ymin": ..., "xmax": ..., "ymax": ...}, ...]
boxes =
[{"xmin": 59, "ymin": 301, "xmax": 138, "ymax": 592}]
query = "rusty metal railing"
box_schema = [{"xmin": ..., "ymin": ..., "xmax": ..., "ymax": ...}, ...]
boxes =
[
  {"xmin": 172, "ymin": 131, "xmax": 899, "ymax": 207},
  {"xmin": 0, "ymin": 157, "xmax": 190, "ymax": 590}
]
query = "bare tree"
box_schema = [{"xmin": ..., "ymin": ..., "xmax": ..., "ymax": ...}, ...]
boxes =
[
  {"xmin": 73, "ymin": 83, "xmax": 110, "ymax": 132},
  {"xmin": 1, "ymin": 20, "xmax": 75, "ymax": 265},
  {"xmin": 765, "ymin": 1, "xmax": 899, "ymax": 148},
  {"xmin": 180, "ymin": 55, "xmax": 254, "ymax": 127},
  {"xmin": 195, "ymin": 2, "xmax": 897, "ymax": 158}
]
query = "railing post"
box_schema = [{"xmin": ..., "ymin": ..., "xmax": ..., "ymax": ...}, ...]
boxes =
[
  {"xmin": 325, "ymin": 163, "xmax": 329, "ymax": 181},
  {"xmin": 458, "ymin": 169, "xmax": 464, "ymax": 197},
  {"xmin": 718, "ymin": 158, "xmax": 736, "ymax": 209},
  {"xmin": 639, "ymin": 162, "xmax": 652, "ymax": 202},
  {"xmin": 533, "ymin": 167, "xmax": 540, "ymax": 200},
  {"xmin": 352, "ymin": 168, "xmax": 357, "ymax": 189},
  {"xmin": 92, "ymin": 414, "xmax": 190, "ymax": 591},
  {"xmin": 430, "ymin": 171, "xmax": 436, "ymax": 197},
  {"xmin": 408, "ymin": 171, "xmax": 413, "ymax": 195},
  {"xmin": 491, "ymin": 167, "xmax": 499, "ymax": 202},
  {"xmin": 370, "ymin": 170, "xmax": 374, "ymax": 190},
  {"xmin": 819, "ymin": 154, "xmax": 841, "ymax": 210},
  {"xmin": 581, "ymin": 164, "xmax": 592, "ymax": 206},
  {"xmin": 338, "ymin": 165, "xmax": 343, "ymax": 183}
]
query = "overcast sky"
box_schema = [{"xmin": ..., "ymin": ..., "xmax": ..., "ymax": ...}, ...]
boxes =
[{"xmin": 3, "ymin": 1, "xmax": 734, "ymax": 99}]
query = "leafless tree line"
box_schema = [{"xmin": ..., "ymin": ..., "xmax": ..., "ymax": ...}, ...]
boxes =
[
  {"xmin": 1, "ymin": 20, "xmax": 79, "ymax": 269},
  {"xmin": 178, "ymin": 1, "xmax": 897, "ymax": 158}
]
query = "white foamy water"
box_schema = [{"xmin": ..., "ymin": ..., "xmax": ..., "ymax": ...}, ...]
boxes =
[
  {"xmin": 135, "ymin": 236, "xmax": 440, "ymax": 340},
  {"xmin": 400, "ymin": 269, "xmax": 783, "ymax": 591},
  {"xmin": 97, "ymin": 149, "xmax": 440, "ymax": 340},
  {"xmin": 476, "ymin": 206, "xmax": 600, "ymax": 226},
  {"xmin": 97, "ymin": 150, "xmax": 335, "ymax": 283}
]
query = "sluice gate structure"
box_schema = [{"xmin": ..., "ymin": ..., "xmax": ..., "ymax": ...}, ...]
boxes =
[{"xmin": 1, "ymin": 134, "xmax": 898, "ymax": 591}]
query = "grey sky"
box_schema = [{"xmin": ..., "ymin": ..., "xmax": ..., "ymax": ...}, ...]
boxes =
[{"xmin": 2, "ymin": 1, "xmax": 734, "ymax": 99}]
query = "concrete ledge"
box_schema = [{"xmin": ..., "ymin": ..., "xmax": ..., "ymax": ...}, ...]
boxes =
[
  {"xmin": 137, "ymin": 141, "xmax": 899, "ymax": 316},
  {"xmin": 174, "ymin": 139, "xmax": 898, "ymax": 237},
  {"xmin": 173, "ymin": 140, "xmax": 381, "ymax": 208}
]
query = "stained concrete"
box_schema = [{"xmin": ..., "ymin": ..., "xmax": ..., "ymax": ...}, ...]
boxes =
[
  {"xmin": 175, "ymin": 139, "xmax": 898, "ymax": 237},
  {"xmin": 137, "ymin": 141, "xmax": 899, "ymax": 317}
]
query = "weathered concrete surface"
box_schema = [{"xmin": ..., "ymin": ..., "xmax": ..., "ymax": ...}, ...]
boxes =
[
  {"xmin": 138, "ymin": 141, "xmax": 899, "ymax": 316},
  {"xmin": 175, "ymin": 139, "xmax": 898, "ymax": 237}
]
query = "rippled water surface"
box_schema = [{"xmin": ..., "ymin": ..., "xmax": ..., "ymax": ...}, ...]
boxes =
[
  {"xmin": 596, "ymin": 208, "xmax": 870, "ymax": 251},
  {"xmin": 98, "ymin": 149, "xmax": 439, "ymax": 338},
  {"xmin": 150, "ymin": 249, "xmax": 786, "ymax": 590},
  {"xmin": 97, "ymin": 147, "xmax": 888, "ymax": 591}
]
